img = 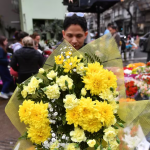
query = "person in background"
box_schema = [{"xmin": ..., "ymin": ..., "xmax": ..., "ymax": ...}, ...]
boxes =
[
  {"xmin": 11, "ymin": 31, "xmax": 29, "ymax": 52},
  {"xmin": 0, "ymin": 36, "xmax": 13, "ymax": 99},
  {"xmin": 104, "ymin": 23, "xmax": 113, "ymax": 35},
  {"xmin": 34, "ymin": 41, "xmax": 43, "ymax": 54},
  {"xmin": 62, "ymin": 12, "xmax": 88, "ymax": 50},
  {"xmin": 10, "ymin": 37, "xmax": 44, "ymax": 83},
  {"xmin": 110, "ymin": 25, "xmax": 121, "ymax": 48},
  {"xmin": 146, "ymin": 35, "xmax": 150, "ymax": 62},
  {"xmin": 30, "ymin": 33, "xmax": 42, "ymax": 50}
]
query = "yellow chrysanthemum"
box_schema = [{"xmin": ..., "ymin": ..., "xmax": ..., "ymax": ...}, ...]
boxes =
[
  {"xmin": 27, "ymin": 124, "xmax": 51, "ymax": 145},
  {"xmin": 29, "ymin": 102, "xmax": 49, "ymax": 127},
  {"xmin": 83, "ymin": 62, "xmax": 117, "ymax": 96},
  {"xmin": 65, "ymin": 51, "xmax": 72, "ymax": 57},
  {"xmin": 95, "ymin": 101, "xmax": 115, "ymax": 127},
  {"xmin": 19, "ymin": 100, "xmax": 34, "ymax": 124},
  {"xmin": 55, "ymin": 54, "xmax": 64, "ymax": 65},
  {"xmin": 63, "ymin": 56, "xmax": 80, "ymax": 73},
  {"xmin": 66, "ymin": 106, "xmax": 80, "ymax": 127}
]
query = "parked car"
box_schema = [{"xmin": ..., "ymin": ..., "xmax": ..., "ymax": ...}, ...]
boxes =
[{"xmin": 139, "ymin": 32, "xmax": 150, "ymax": 52}]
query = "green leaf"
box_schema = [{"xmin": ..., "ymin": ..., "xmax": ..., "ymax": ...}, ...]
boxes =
[
  {"xmin": 65, "ymin": 80, "xmax": 68, "ymax": 88},
  {"xmin": 62, "ymin": 115, "xmax": 66, "ymax": 125},
  {"xmin": 94, "ymin": 144, "xmax": 99, "ymax": 149},
  {"xmin": 116, "ymin": 136, "xmax": 120, "ymax": 144},
  {"xmin": 112, "ymin": 125, "xmax": 119, "ymax": 129},
  {"xmin": 18, "ymin": 132, "xmax": 28, "ymax": 140},
  {"xmin": 53, "ymin": 63, "xmax": 56, "ymax": 70},
  {"xmin": 117, "ymin": 122, "xmax": 124, "ymax": 128}
]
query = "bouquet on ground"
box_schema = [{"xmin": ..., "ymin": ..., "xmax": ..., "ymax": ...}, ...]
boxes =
[{"xmin": 17, "ymin": 48, "xmax": 125, "ymax": 150}]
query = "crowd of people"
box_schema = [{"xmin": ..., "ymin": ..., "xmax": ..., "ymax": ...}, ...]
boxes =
[{"xmin": 0, "ymin": 12, "xmax": 133, "ymax": 99}]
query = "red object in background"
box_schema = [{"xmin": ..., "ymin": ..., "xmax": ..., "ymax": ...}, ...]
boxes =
[
  {"xmin": 10, "ymin": 67, "xmax": 18, "ymax": 78},
  {"xmin": 44, "ymin": 50, "xmax": 52, "ymax": 55},
  {"xmin": 125, "ymin": 81, "xmax": 138, "ymax": 97}
]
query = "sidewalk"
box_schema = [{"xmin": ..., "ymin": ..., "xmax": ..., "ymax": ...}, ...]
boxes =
[{"xmin": 0, "ymin": 98, "xmax": 20, "ymax": 149}]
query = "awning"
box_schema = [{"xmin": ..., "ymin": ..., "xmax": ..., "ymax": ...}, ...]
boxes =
[{"xmin": 67, "ymin": 0, "xmax": 121, "ymax": 13}]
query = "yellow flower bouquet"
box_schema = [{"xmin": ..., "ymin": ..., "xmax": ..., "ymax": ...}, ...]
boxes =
[{"xmin": 5, "ymin": 35, "xmax": 150, "ymax": 150}]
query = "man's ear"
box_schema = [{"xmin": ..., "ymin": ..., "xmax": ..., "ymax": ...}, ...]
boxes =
[
  {"xmin": 85, "ymin": 31, "xmax": 88, "ymax": 38},
  {"xmin": 62, "ymin": 30, "xmax": 65, "ymax": 38}
]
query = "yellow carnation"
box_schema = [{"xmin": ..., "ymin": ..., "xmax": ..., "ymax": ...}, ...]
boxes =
[
  {"xmin": 87, "ymin": 139, "xmax": 96, "ymax": 147},
  {"xmin": 50, "ymin": 140, "xmax": 59, "ymax": 150},
  {"xmin": 21, "ymin": 89, "xmax": 27, "ymax": 98},
  {"xmin": 70, "ymin": 127, "xmax": 86, "ymax": 143},
  {"xmin": 55, "ymin": 54, "xmax": 64, "ymax": 64},
  {"xmin": 76, "ymin": 63, "xmax": 86, "ymax": 76},
  {"xmin": 109, "ymin": 140, "xmax": 119, "ymax": 150},
  {"xmin": 27, "ymin": 124, "xmax": 51, "ymax": 145},
  {"xmin": 63, "ymin": 56, "xmax": 80, "ymax": 73},
  {"xmin": 39, "ymin": 68, "xmax": 45, "ymax": 74},
  {"xmin": 65, "ymin": 143, "xmax": 80, "ymax": 150},
  {"xmin": 103, "ymin": 127, "xmax": 118, "ymax": 142},
  {"xmin": 30, "ymin": 76, "xmax": 40, "ymax": 88},
  {"xmin": 47, "ymin": 70, "xmax": 57, "ymax": 80},
  {"xmin": 110, "ymin": 101, "xmax": 119, "ymax": 114},
  {"xmin": 44, "ymin": 84, "xmax": 60, "ymax": 99},
  {"xmin": 81, "ymin": 88, "xmax": 87, "ymax": 96},
  {"xmin": 63, "ymin": 94, "xmax": 79, "ymax": 110},
  {"xmin": 56, "ymin": 75, "xmax": 73, "ymax": 91}
]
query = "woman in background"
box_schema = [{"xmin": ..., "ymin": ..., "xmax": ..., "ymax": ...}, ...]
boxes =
[{"xmin": 0, "ymin": 36, "xmax": 13, "ymax": 99}]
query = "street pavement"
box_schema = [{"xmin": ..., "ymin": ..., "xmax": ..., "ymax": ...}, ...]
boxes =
[{"xmin": 0, "ymin": 48, "xmax": 147, "ymax": 149}]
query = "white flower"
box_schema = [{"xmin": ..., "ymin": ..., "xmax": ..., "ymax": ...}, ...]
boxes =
[
  {"xmin": 62, "ymin": 135, "xmax": 66, "ymax": 139},
  {"xmin": 69, "ymin": 63, "xmax": 72, "ymax": 65},
  {"xmin": 48, "ymin": 103, "xmax": 52, "ymax": 108},
  {"xmin": 43, "ymin": 140, "xmax": 50, "ymax": 149},
  {"xmin": 66, "ymin": 137, "xmax": 69, "ymax": 140},
  {"xmin": 73, "ymin": 69, "xmax": 76, "ymax": 72},
  {"xmin": 51, "ymin": 138, "xmax": 56, "ymax": 143},
  {"xmin": 50, "ymin": 108, "xmax": 53, "ymax": 112},
  {"xmin": 67, "ymin": 56, "xmax": 70, "ymax": 59},
  {"xmin": 52, "ymin": 133, "xmax": 56, "ymax": 137},
  {"xmin": 63, "ymin": 59, "xmax": 66, "ymax": 62},
  {"xmin": 60, "ymin": 143, "xmax": 66, "ymax": 147},
  {"xmin": 53, "ymin": 112, "xmax": 58, "ymax": 116}
]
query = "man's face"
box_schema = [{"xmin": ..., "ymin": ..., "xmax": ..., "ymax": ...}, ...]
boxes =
[
  {"xmin": 62, "ymin": 24, "xmax": 88, "ymax": 50},
  {"xmin": 110, "ymin": 28, "xmax": 116, "ymax": 34},
  {"xmin": 108, "ymin": 27, "xmax": 112, "ymax": 32}
]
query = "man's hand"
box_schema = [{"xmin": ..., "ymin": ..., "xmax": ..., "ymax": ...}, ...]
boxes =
[{"xmin": 69, "ymin": 0, "xmax": 73, "ymax": 2}]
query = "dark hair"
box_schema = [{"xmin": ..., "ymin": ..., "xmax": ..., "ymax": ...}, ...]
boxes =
[
  {"xmin": 63, "ymin": 14, "xmax": 87, "ymax": 32},
  {"xmin": 111, "ymin": 25, "xmax": 118, "ymax": 30},
  {"xmin": 30, "ymin": 33, "xmax": 40, "ymax": 39},
  {"xmin": 0, "ymin": 36, "xmax": 7, "ymax": 53},
  {"xmin": 14, "ymin": 31, "xmax": 29, "ymax": 42},
  {"xmin": 107, "ymin": 23, "xmax": 113, "ymax": 28}
]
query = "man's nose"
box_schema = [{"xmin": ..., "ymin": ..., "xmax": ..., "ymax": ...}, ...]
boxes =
[{"xmin": 72, "ymin": 37, "xmax": 77, "ymax": 43}]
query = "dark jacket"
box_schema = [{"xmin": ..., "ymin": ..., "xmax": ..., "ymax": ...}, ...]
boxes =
[
  {"xmin": 113, "ymin": 32, "xmax": 121, "ymax": 48},
  {"xmin": 0, "ymin": 47, "xmax": 9, "ymax": 66},
  {"xmin": 10, "ymin": 47, "xmax": 44, "ymax": 74},
  {"xmin": 146, "ymin": 36, "xmax": 150, "ymax": 53}
]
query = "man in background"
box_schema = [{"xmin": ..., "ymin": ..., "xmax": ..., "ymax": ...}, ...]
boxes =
[{"xmin": 104, "ymin": 23, "xmax": 113, "ymax": 35}]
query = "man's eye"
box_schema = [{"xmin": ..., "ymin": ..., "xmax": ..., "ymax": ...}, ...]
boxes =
[
  {"xmin": 77, "ymin": 35, "xmax": 82, "ymax": 38},
  {"xmin": 67, "ymin": 34, "xmax": 73, "ymax": 38}
]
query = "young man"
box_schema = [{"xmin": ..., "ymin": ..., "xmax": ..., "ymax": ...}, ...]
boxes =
[
  {"xmin": 104, "ymin": 23, "xmax": 113, "ymax": 35},
  {"xmin": 62, "ymin": 13, "xmax": 88, "ymax": 50},
  {"xmin": 110, "ymin": 25, "xmax": 121, "ymax": 48}
]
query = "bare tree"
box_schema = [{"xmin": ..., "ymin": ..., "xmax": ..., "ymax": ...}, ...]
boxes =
[{"xmin": 120, "ymin": 0, "xmax": 137, "ymax": 35}]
